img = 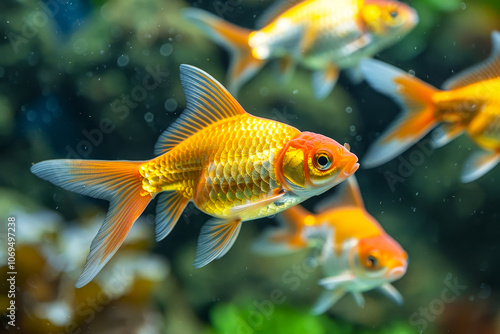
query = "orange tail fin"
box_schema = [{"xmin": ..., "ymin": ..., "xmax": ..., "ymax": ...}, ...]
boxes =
[
  {"xmin": 31, "ymin": 159, "xmax": 152, "ymax": 287},
  {"xmin": 359, "ymin": 59, "xmax": 439, "ymax": 168},
  {"xmin": 183, "ymin": 8, "xmax": 266, "ymax": 94}
]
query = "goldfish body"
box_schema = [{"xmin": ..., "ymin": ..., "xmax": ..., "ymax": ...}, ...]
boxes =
[
  {"xmin": 360, "ymin": 31, "xmax": 500, "ymax": 182},
  {"xmin": 254, "ymin": 176, "xmax": 407, "ymax": 314},
  {"xmin": 31, "ymin": 65, "xmax": 358, "ymax": 288},
  {"xmin": 184, "ymin": 0, "xmax": 418, "ymax": 99}
]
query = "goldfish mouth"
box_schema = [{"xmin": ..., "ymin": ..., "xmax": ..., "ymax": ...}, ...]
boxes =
[
  {"xmin": 387, "ymin": 266, "xmax": 406, "ymax": 280},
  {"xmin": 342, "ymin": 161, "xmax": 360, "ymax": 177}
]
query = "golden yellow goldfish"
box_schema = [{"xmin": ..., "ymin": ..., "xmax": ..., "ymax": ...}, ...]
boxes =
[
  {"xmin": 184, "ymin": 0, "xmax": 418, "ymax": 99},
  {"xmin": 31, "ymin": 64, "xmax": 359, "ymax": 288},
  {"xmin": 254, "ymin": 176, "xmax": 407, "ymax": 313},
  {"xmin": 360, "ymin": 31, "xmax": 500, "ymax": 182}
]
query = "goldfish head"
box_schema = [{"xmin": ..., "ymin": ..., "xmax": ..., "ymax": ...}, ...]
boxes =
[
  {"xmin": 355, "ymin": 234, "xmax": 408, "ymax": 284},
  {"xmin": 361, "ymin": 0, "xmax": 418, "ymax": 42},
  {"xmin": 276, "ymin": 132, "xmax": 359, "ymax": 197}
]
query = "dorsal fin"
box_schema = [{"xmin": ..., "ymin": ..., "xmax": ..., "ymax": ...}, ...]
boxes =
[
  {"xmin": 314, "ymin": 176, "xmax": 364, "ymax": 213},
  {"xmin": 443, "ymin": 31, "xmax": 500, "ymax": 90},
  {"xmin": 154, "ymin": 65, "xmax": 247, "ymax": 155},
  {"xmin": 256, "ymin": 0, "xmax": 306, "ymax": 29}
]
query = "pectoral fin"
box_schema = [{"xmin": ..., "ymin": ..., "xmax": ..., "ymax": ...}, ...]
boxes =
[
  {"xmin": 379, "ymin": 283, "xmax": 404, "ymax": 305},
  {"xmin": 461, "ymin": 150, "xmax": 500, "ymax": 183},
  {"xmin": 312, "ymin": 64, "xmax": 339, "ymax": 99},
  {"xmin": 351, "ymin": 291, "xmax": 366, "ymax": 308},
  {"xmin": 311, "ymin": 288, "xmax": 346, "ymax": 314},
  {"xmin": 194, "ymin": 218, "xmax": 242, "ymax": 268},
  {"xmin": 229, "ymin": 191, "xmax": 286, "ymax": 217},
  {"xmin": 318, "ymin": 273, "xmax": 356, "ymax": 290}
]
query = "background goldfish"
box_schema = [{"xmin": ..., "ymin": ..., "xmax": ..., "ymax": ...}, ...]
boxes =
[
  {"xmin": 184, "ymin": 0, "xmax": 419, "ymax": 99},
  {"xmin": 31, "ymin": 64, "xmax": 358, "ymax": 288},
  {"xmin": 254, "ymin": 176, "xmax": 408, "ymax": 314},
  {"xmin": 360, "ymin": 31, "xmax": 500, "ymax": 182}
]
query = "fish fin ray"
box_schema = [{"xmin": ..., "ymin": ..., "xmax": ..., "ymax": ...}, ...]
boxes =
[
  {"xmin": 461, "ymin": 150, "xmax": 500, "ymax": 183},
  {"xmin": 379, "ymin": 283, "xmax": 404, "ymax": 305},
  {"xmin": 155, "ymin": 192, "xmax": 190, "ymax": 241},
  {"xmin": 183, "ymin": 9, "xmax": 265, "ymax": 97},
  {"xmin": 443, "ymin": 31, "xmax": 500, "ymax": 90},
  {"xmin": 431, "ymin": 123, "xmax": 464, "ymax": 148},
  {"xmin": 31, "ymin": 159, "xmax": 152, "ymax": 288},
  {"xmin": 229, "ymin": 191, "xmax": 286, "ymax": 217},
  {"xmin": 311, "ymin": 288, "xmax": 346, "ymax": 314},
  {"xmin": 351, "ymin": 292, "xmax": 366, "ymax": 307},
  {"xmin": 312, "ymin": 64, "xmax": 339, "ymax": 99},
  {"xmin": 194, "ymin": 218, "xmax": 242, "ymax": 268},
  {"xmin": 359, "ymin": 59, "xmax": 439, "ymax": 168},
  {"xmin": 255, "ymin": 0, "xmax": 305, "ymax": 29},
  {"xmin": 154, "ymin": 63, "xmax": 248, "ymax": 155},
  {"xmin": 314, "ymin": 175, "xmax": 364, "ymax": 212}
]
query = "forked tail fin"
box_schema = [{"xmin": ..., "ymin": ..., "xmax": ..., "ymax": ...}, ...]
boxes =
[
  {"xmin": 183, "ymin": 8, "xmax": 266, "ymax": 94},
  {"xmin": 31, "ymin": 159, "xmax": 152, "ymax": 287},
  {"xmin": 359, "ymin": 59, "xmax": 439, "ymax": 168}
]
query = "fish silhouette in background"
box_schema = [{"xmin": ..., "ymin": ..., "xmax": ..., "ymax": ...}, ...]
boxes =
[
  {"xmin": 254, "ymin": 176, "xmax": 407, "ymax": 314},
  {"xmin": 360, "ymin": 31, "xmax": 500, "ymax": 182},
  {"xmin": 31, "ymin": 64, "xmax": 359, "ymax": 288},
  {"xmin": 184, "ymin": 0, "xmax": 419, "ymax": 99}
]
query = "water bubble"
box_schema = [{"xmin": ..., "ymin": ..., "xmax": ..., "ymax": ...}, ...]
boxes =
[
  {"xmin": 27, "ymin": 110, "xmax": 36, "ymax": 122},
  {"xmin": 345, "ymin": 106, "xmax": 352, "ymax": 114},
  {"xmin": 408, "ymin": 70, "xmax": 416, "ymax": 76},
  {"xmin": 144, "ymin": 112, "xmax": 154, "ymax": 122},
  {"xmin": 292, "ymin": 89, "xmax": 298, "ymax": 94},
  {"xmin": 160, "ymin": 43, "xmax": 173, "ymax": 57},
  {"xmin": 100, "ymin": 50, "xmax": 105, "ymax": 55},
  {"xmin": 478, "ymin": 284, "xmax": 491, "ymax": 299},
  {"xmin": 117, "ymin": 55, "xmax": 129, "ymax": 67},
  {"xmin": 349, "ymin": 125, "xmax": 356, "ymax": 132},
  {"xmin": 460, "ymin": 2, "xmax": 466, "ymax": 10},
  {"xmin": 165, "ymin": 98, "xmax": 178, "ymax": 112}
]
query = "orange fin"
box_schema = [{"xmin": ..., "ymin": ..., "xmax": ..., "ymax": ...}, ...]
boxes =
[
  {"xmin": 312, "ymin": 63, "xmax": 339, "ymax": 99},
  {"xmin": 461, "ymin": 150, "xmax": 500, "ymax": 183},
  {"xmin": 255, "ymin": 0, "xmax": 305, "ymax": 28},
  {"xmin": 253, "ymin": 205, "xmax": 312, "ymax": 255},
  {"xmin": 154, "ymin": 64, "xmax": 246, "ymax": 155},
  {"xmin": 314, "ymin": 176, "xmax": 364, "ymax": 212},
  {"xmin": 155, "ymin": 192, "xmax": 190, "ymax": 241},
  {"xmin": 431, "ymin": 123, "xmax": 464, "ymax": 148},
  {"xmin": 359, "ymin": 59, "xmax": 439, "ymax": 168},
  {"xmin": 30, "ymin": 159, "xmax": 152, "ymax": 287},
  {"xmin": 193, "ymin": 218, "xmax": 242, "ymax": 268},
  {"xmin": 183, "ymin": 8, "xmax": 266, "ymax": 95},
  {"xmin": 443, "ymin": 31, "xmax": 500, "ymax": 90}
]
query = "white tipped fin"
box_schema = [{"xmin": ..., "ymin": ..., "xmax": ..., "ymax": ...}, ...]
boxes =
[
  {"xmin": 431, "ymin": 123, "xmax": 464, "ymax": 148},
  {"xmin": 379, "ymin": 283, "xmax": 404, "ymax": 305},
  {"xmin": 318, "ymin": 273, "xmax": 356, "ymax": 290},
  {"xmin": 193, "ymin": 218, "xmax": 242, "ymax": 268},
  {"xmin": 312, "ymin": 64, "xmax": 339, "ymax": 99},
  {"xmin": 461, "ymin": 150, "xmax": 500, "ymax": 183},
  {"xmin": 314, "ymin": 176, "xmax": 364, "ymax": 213},
  {"xmin": 443, "ymin": 31, "xmax": 500, "ymax": 90},
  {"xmin": 346, "ymin": 65, "xmax": 364, "ymax": 84},
  {"xmin": 311, "ymin": 288, "xmax": 346, "ymax": 315},
  {"xmin": 351, "ymin": 291, "xmax": 366, "ymax": 308},
  {"xmin": 155, "ymin": 192, "xmax": 190, "ymax": 241}
]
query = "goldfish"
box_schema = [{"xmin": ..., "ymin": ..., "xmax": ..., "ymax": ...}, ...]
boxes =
[
  {"xmin": 254, "ymin": 176, "xmax": 407, "ymax": 314},
  {"xmin": 359, "ymin": 31, "xmax": 500, "ymax": 182},
  {"xmin": 31, "ymin": 64, "xmax": 359, "ymax": 288},
  {"xmin": 183, "ymin": 0, "xmax": 418, "ymax": 99}
]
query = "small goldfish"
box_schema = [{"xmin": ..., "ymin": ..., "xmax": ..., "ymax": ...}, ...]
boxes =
[
  {"xmin": 184, "ymin": 0, "xmax": 418, "ymax": 99},
  {"xmin": 31, "ymin": 65, "xmax": 359, "ymax": 288},
  {"xmin": 360, "ymin": 31, "xmax": 500, "ymax": 182},
  {"xmin": 254, "ymin": 176, "xmax": 407, "ymax": 314}
]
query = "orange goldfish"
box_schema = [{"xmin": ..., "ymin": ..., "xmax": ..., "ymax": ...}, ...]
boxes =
[
  {"xmin": 254, "ymin": 176, "xmax": 407, "ymax": 313},
  {"xmin": 184, "ymin": 0, "xmax": 418, "ymax": 99},
  {"xmin": 31, "ymin": 65, "xmax": 359, "ymax": 288},
  {"xmin": 360, "ymin": 31, "xmax": 500, "ymax": 182}
]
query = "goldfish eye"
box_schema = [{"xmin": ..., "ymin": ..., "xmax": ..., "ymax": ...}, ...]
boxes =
[
  {"xmin": 314, "ymin": 151, "xmax": 332, "ymax": 171},
  {"xmin": 366, "ymin": 255, "xmax": 378, "ymax": 268},
  {"xmin": 389, "ymin": 10, "xmax": 398, "ymax": 18}
]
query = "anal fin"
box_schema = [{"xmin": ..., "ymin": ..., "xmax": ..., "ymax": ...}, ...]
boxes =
[{"xmin": 194, "ymin": 218, "xmax": 242, "ymax": 268}]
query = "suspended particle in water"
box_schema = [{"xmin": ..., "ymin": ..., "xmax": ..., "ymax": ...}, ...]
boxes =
[
  {"xmin": 165, "ymin": 98, "xmax": 178, "ymax": 112},
  {"xmin": 292, "ymin": 89, "xmax": 298, "ymax": 95},
  {"xmin": 345, "ymin": 106, "xmax": 352, "ymax": 114},
  {"xmin": 160, "ymin": 43, "xmax": 173, "ymax": 57},
  {"xmin": 408, "ymin": 69, "xmax": 415, "ymax": 76},
  {"xmin": 117, "ymin": 55, "xmax": 129, "ymax": 67},
  {"xmin": 144, "ymin": 112, "xmax": 154, "ymax": 123}
]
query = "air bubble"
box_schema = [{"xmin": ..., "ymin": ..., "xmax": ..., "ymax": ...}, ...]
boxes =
[
  {"xmin": 117, "ymin": 55, "xmax": 129, "ymax": 67},
  {"xmin": 345, "ymin": 106, "xmax": 352, "ymax": 114},
  {"xmin": 165, "ymin": 98, "xmax": 178, "ymax": 112},
  {"xmin": 144, "ymin": 112, "xmax": 154, "ymax": 122},
  {"xmin": 160, "ymin": 43, "xmax": 173, "ymax": 57}
]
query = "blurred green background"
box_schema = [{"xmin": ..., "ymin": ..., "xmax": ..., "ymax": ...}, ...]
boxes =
[{"xmin": 1, "ymin": 0, "xmax": 500, "ymax": 333}]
